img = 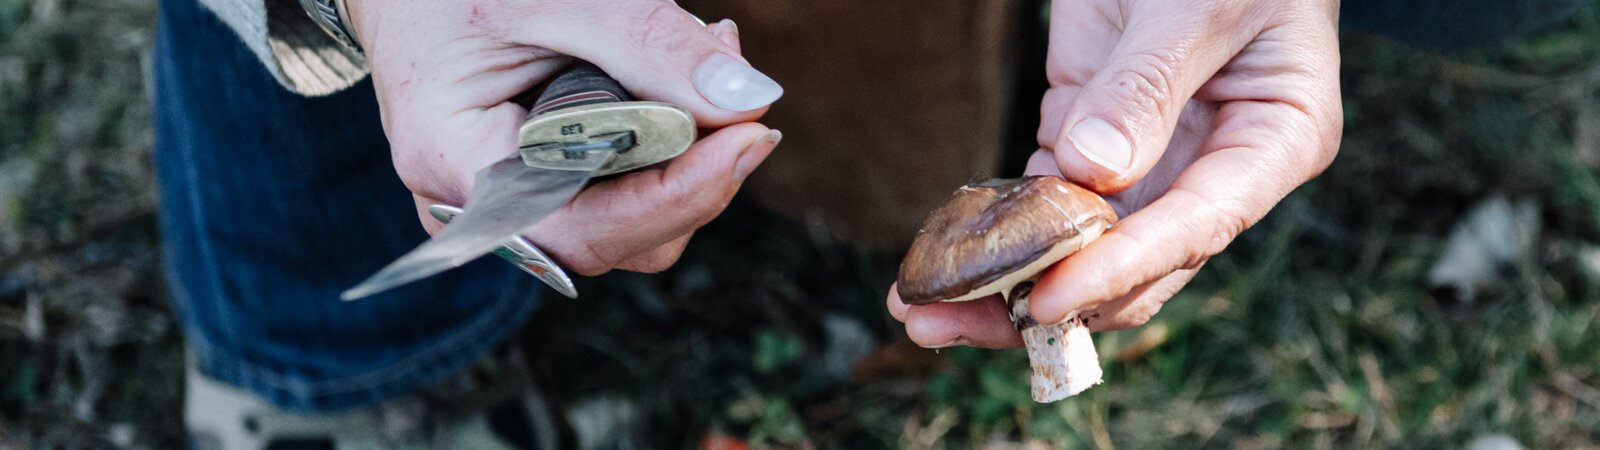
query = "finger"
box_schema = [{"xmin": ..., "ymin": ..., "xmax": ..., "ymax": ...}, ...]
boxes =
[
  {"xmin": 1032, "ymin": 98, "xmax": 1222, "ymax": 217},
  {"xmin": 1084, "ymin": 268, "xmax": 1199, "ymax": 332},
  {"xmin": 412, "ymin": 194, "xmax": 448, "ymax": 235},
  {"xmin": 1021, "ymin": 149, "xmax": 1196, "ymax": 330},
  {"xmin": 707, "ymin": 19, "xmax": 742, "ymax": 53},
  {"xmin": 1031, "ymin": 0, "xmax": 1119, "ymax": 157},
  {"xmin": 903, "ymin": 296, "xmax": 1023, "ymax": 349},
  {"xmin": 1031, "ymin": 100, "xmax": 1333, "ymax": 324},
  {"xmin": 613, "ymin": 233, "xmax": 693, "ymax": 273},
  {"xmin": 414, "ymin": 195, "xmax": 696, "ymax": 273},
  {"xmin": 521, "ymin": 1, "xmax": 782, "ymax": 126},
  {"xmin": 385, "ymin": 90, "xmax": 546, "ymax": 207},
  {"xmin": 531, "ymin": 125, "xmax": 781, "ymax": 275},
  {"xmin": 1022, "ymin": 148, "xmax": 1064, "ymax": 178},
  {"xmin": 417, "ymin": 195, "xmax": 697, "ymax": 272},
  {"xmin": 1043, "ymin": 1, "xmax": 1262, "ymax": 193},
  {"xmin": 886, "ymin": 283, "xmax": 911, "ymax": 322}
]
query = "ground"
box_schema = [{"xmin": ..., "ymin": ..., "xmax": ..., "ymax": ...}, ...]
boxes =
[{"xmin": 5, "ymin": 0, "xmax": 1600, "ymax": 448}]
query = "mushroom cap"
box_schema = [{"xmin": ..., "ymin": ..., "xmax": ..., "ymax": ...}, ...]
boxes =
[{"xmin": 896, "ymin": 176, "xmax": 1118, "ymax": 305}]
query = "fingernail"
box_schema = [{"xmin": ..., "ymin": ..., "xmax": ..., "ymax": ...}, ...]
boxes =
[
  {"xmin": 922, "ymin": 337, "xmax": 972, "ymax": 349},
  {"xmin": 1066, "ymin": 117, "xmax": 1133, "ymax": 174},
  {"xmin": 694, "ymin": 53, "xmax": 783, "ymax": 111},
  {"xmin": 710, "ymin": 18, "xmax": 739, "ymax": 47},
  {"xmin": 734, "ymin": 129, "xmax": 782, "ymax": 182}
]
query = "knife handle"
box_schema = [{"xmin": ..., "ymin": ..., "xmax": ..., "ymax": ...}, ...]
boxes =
[
  {"xmin": 527, "ymin": 62, "xmax": 632, "ymax": 116},
  {"xmin": 517, "ymin": 62, "xmax": 696, "ymax": 176}
]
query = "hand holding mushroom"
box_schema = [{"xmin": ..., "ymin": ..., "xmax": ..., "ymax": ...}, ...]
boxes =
[{"xmin": 886, "ymin": 0, "xmax": 1342, "ymax": 402}]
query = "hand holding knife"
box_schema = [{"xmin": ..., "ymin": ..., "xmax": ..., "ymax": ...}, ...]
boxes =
[{"xmin": 342, "ymin": 62, "xmax": 697, "ymax": 300}]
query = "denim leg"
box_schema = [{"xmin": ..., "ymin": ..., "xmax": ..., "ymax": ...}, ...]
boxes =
[{"xmin": 153, "ymin": 0, "xmax": 542, "ymax": 412}]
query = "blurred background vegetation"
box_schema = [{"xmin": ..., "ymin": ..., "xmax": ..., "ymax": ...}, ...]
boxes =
[{"xmin": 7, "ymin": 0, "xmax": 1600, "ymax": 448}]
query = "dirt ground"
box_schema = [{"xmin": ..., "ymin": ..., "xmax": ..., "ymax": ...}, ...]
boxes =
[{"xmin": 7, "ymin": 0, "xmax": 1600, "ymax": 448}]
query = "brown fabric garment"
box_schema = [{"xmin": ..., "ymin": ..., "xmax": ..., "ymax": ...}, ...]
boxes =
[{"xmin": 686, "ymin": 0, "xmax": 1023, "ymax": 248}]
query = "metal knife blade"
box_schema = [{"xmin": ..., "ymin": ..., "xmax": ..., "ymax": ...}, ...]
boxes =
[
  {"xmin": 340, "ymin": 152, "xmax": 611, "ymax": 300},
  {"xmin": 426, "ymin": 204, "xmax": 580, "ymax": 299}
]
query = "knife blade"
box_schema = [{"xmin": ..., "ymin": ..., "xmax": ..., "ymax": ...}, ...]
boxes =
[
  {"xmin": 426, "ymin": 204, "xmax": 580, "ymax": 299},
  {"xmin": 341, "ymin": 154, "xmax": 606, "ymax": 300}
]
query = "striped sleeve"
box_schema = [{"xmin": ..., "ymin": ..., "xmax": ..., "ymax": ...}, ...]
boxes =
[{"xmin": 195, "ymin": 0, "xmax": 369, "ymax": 96}]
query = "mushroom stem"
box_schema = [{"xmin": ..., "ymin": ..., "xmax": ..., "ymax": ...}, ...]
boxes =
[{"xmin": 1004, "ymin": 281, "xmax": 1103, "ymax": 403}]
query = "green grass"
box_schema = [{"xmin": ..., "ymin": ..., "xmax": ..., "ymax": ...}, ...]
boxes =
[{"xmin": 7, "ymin": 0, "xmax": 1600, "ymax": 448}]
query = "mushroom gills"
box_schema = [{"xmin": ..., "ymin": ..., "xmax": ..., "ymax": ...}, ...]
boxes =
[{"xmin": 1007, "ymin": 282, "xmax": 1103, "ymax": 402}]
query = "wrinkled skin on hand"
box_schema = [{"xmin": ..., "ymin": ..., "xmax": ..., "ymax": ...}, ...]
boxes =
[
  {"xmin": 343, "ymin": 0, "xmax": 783, "ymax": 275},
  {"xmin": 890, "ymin": 0, "xmax": 1343, "ymax": 348}
]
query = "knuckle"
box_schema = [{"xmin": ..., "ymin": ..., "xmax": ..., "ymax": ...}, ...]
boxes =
[
  {"xmin": 1265, "ymin": 102, "xmax": 1340, "ymax": 183},
  {"xmin": 1171, "ymin": 187, "xmax": 1252, "ymax": 267},
  {"xmin": 624, "ymin": 245, "xmax": 686, "ymax": 273},
  {"xmin": 394, "ymin": 164, "xmax": 461, "ymax": 206},
  {"xmin": 663, "ymin": 193, "xmax": 711, "ymax": 225},
  {"xmin": 1188, "ymin": 0, "xmax": 1248, "ymax": 33},
  {"xmin": 566, "ymin": 261, "xmax": 611, "ymax": 277},
  {"xmin": 1092, "ymin": 295, "xmax": 1172, "ymax": 332},
  {"xmin": 1208, "ymin": 207, "xmax": 1252, "ymax": 257},
  {"xmin": 564, "ymin": 255, "xmax": 612, "ymax": 277},
  {"xmin": 1124, "ymin": 298, "xmax": 1167, "ymax": 327},
  {"xmin": 622, "ymin": 1, "xmax": 691, "ymax": 50},
  {"xmin": 1103, "ymin": 50, "xmax": 1184, "ymax": 117},
  {"xmin": 691, "ymin": 198, "xmax": 732, "ymax": 228},
  {"xmin": 667, "ymin": 184, "xmax": 733, "ymax": 229},
  {"xmin": 627, "ymin": 255, "xmax": 679, "ymax": 273},
  {"xmin": 1179, "ymin": 254, "xmax": 1212, "ymax": 271},
  {"xmin": 1269, "ymin": 72, "xmax": 1344, "ymax": 178},
  {"xmin": 564, "ymin": 240, "xmax": 623, "ymax": 276},
  {"xmin": 1315, "ymin": 97, "xmax": 1345, "ymax": 173}
]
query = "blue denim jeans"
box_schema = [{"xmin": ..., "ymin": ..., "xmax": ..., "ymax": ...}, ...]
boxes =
[{"xmin": 153, "ymin": 0, "xmax": 542, "ymax": 412}]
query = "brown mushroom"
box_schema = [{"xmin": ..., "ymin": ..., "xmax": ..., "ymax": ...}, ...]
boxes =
[{"xmin": 897, "ymin": 176, "xmax": 1118, "ymax": 402}]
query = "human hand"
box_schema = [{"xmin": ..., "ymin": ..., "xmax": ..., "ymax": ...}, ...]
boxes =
[
  {"xmin": 343, "ymin": 0, "xmax": 783, "ymax": 275},
  {"xmin": 889, "ymin": 0, "xmax": 1342, "ymax": 347}
]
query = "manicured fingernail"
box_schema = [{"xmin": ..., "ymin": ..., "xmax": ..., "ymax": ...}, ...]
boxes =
[
  {"xmin": 1066, "ymin": 117, "xmax": 1133, "ymax": 174},
  {"xmin": 734, "ymin": 129, "xmax": 782, "ymax": 182},
  {"xmin": 694, "ymin": 53, "xmax": 783, "ymax": 111},
  {"xmin": 922, "ymin": 337, "xmax": 972, "ymax": 349},
  {"xmin": 710, "ymin": 19, "xmax": 740, "ymax": 48}
]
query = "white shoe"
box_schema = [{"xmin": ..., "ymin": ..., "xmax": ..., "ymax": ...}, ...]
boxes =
[{"xmin": 183, "ymin": 348, "xmax": 558, "ymax": 450}]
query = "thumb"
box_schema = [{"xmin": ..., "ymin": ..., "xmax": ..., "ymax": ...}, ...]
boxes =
[
  {"xmin": 522, "ymin": 3, "xmax": 782, "ymax": 127},
  {"xmin": 1048, "ymin": 5, "xmax": 1255, "ymax": 193}
]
